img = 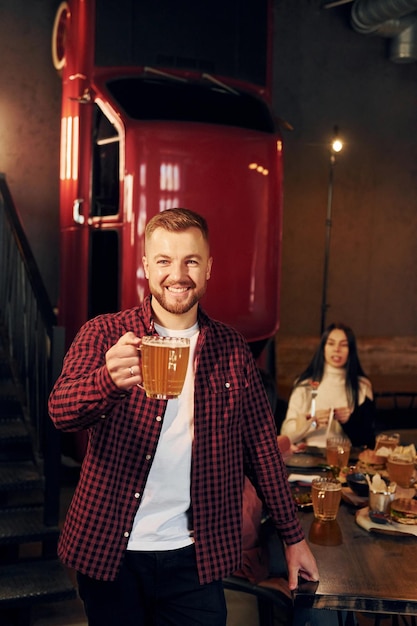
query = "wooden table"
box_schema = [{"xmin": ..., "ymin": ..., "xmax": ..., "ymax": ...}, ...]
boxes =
[{"xmin": 294, "ymin": 501, "xmax": 417, "ymax": 617}]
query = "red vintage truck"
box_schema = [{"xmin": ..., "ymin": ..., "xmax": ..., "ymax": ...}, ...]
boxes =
[{"xmin": 52, "ymin": 0, "xmax": 283, "ymax": 359}]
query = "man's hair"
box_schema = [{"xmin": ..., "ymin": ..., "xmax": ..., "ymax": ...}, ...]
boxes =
[{"xmin": 145, "ymin": 208, "xmax": 209, "ymax": 243}]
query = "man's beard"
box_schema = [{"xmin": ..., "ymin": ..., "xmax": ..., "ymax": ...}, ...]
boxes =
[{"xmin": 150, "ymin": 282, "xmax": 207, "ymax": 315}]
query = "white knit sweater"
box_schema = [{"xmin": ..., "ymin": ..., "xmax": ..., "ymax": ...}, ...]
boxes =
[{"xmin": 280, "ymin": 364, "xmax": 372, "ymax": 447}]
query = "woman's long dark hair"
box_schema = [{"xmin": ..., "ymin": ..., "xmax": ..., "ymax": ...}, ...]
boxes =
[{"xmin": 294, "ymin": 323, "xmax": 368, "ymax": 408}]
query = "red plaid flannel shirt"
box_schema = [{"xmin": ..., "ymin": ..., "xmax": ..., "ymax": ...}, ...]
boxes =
[{"xmin": 49, "ymin": 296, "xmax": 304, "ymax": 583}]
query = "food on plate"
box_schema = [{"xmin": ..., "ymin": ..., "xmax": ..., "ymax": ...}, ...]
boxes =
[
  {"xmin": 389, "ymin": 498, "xmax": 417, "ymax": 525},
  {"xmin": 369, "ymin": 473, "xmax": 391, "ymax": 492},
  {"xmin": 357, "ymin": 448, "xmax": 387, "ymax": 472},
  {"xmin": 291, "ymin": 486, "xmax": 313, "ymax": 508},
  {"xmin": 389, "ymin": 444, "xmax": 416, "ymax": 463},
  {"xmin": 338, "ymin": 465, "xmax": 351, "ymax": 483},
  {"xmin": 373, "ymin": 445, "xmax": 392, "ymax": 459}
]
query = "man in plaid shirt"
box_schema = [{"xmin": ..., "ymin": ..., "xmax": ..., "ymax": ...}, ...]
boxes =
[{"xmin": 49, "ymin": 208, "xmax": 318, "ymax": 626}]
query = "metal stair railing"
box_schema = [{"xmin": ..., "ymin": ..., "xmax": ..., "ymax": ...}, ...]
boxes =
[{"xmin": 0, "ymin": 172, "xmax": 65, "ymax": 526}]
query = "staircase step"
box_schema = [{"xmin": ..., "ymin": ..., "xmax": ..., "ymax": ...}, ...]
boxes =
[
  {"xmin": 0, "ymin": 419, "xmax": 32, "ymax": 461},
  {"xmin": 0, "ymin": 351, "xmax": 13, "ymax": 380},
  {"xmin": 0, "ymin": 506, "xmax": 60, "ymax": 546},
  {"xmin": 0, "ymin": 461, "xmax": 43, "ymax": 493},
  {"xmin": 0, "ymin": 396, "xmax": 24, "ymax": 419},
  {"xmin": 0, "ymin": 419, "xmax": 29, "ymax": 441},
  {"xmin": 0, "ymin": 380, "xmax": 21, "ymax": 394},
  {"xmin": 0, "ymin": 378, "xmax": 24, "ymax": 404},
  {"xmin": 0, "ymin": 559, "xmax": 76, "ymax": 608}
]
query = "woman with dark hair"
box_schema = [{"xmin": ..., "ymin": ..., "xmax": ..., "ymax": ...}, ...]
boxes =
[{"xmin": 280, "ymin": 323, "xmax": 375, "ymax": 449}]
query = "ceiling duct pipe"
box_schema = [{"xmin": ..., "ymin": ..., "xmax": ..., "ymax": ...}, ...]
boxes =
[{"xmin": 351, "ymin": 0, "xmax": 417, "ymax": 62}]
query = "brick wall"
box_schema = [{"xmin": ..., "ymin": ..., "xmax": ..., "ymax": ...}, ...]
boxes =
[{"xmin": 275, "ymin": 336, "xmax": 417, "ymax": 400}]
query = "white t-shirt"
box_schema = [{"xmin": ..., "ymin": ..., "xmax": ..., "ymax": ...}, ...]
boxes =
[{"xmin": 127, "ymin": 322, "xmax": 199, "ymax": 551}]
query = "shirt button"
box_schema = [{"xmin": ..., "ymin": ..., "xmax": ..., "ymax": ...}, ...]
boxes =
[
  {"xmin": 156, "ymin": 415, "xmax": 162, "ymax": 422},
  {"xmin": 124, "ymin": 531, "xmax": 130, "ymax": 538},
  {"xmin": 225, "ymin": 382, "xmax": 231, "ymax": 389},
  {"xmin": 100, "ymin": 414, "xmax": 106, "ymax": 419},
  {"xmin": 145, "ymin": 454, "xmax": 151, "ymax": 461},
  {"xmin": 134, "ymin": 492, "xmax": 140, "ymax": 499}
]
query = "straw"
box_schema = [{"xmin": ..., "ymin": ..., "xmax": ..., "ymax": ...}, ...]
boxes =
[{"xmin": 326, "ymin": 407, "xmax": 334, "ymax": 439}]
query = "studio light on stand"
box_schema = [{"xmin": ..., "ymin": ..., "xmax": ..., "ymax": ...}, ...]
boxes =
[{"xmin": 320, "ymin": 126, "xmax": 343, "ymax": 335}]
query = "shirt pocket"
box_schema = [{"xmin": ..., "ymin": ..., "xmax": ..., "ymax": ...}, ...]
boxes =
[{"xmin": 207, "ymin": 369, "xmax": 249, "ymax": 428}]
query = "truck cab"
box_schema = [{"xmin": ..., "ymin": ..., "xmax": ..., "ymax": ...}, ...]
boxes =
[{"xmin": 52, "ymin": 0, "xmax": 283, "ymax": 353}]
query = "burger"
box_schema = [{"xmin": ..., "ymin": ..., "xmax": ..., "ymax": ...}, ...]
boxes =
[
  {"xmin": 389, "ymin": 498, "xmax": 417, "ymax": 525},
  {"xmin": 357, "ymin": 448, "xmax": 387, "ymax": 473}
]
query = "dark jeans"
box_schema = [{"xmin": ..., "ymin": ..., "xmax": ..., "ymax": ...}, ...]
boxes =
[{"xmin": 77, "ymin": 544, "xmax": 227, "ymax": 626}]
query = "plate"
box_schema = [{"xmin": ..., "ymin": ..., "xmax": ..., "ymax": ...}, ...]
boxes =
[
  {"xmin": 291, "ymin": 485, "xmax": 313, "ymax": 510},
  {"xmin": 285, "ymin": 453, "xmax": 326, "ymax": 469},
  {"xmin": 356, "ymin": 506, "xmax": 417, "ymax": 537}
]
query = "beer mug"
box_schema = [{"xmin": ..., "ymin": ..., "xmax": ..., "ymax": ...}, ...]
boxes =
[
  {"xmin": 326, "ymin": 435, "xmax": 352, "ymax": 469},
  {"xmin": 386, "ymin": 456, "xmax": 415, "ymax": 489},
  {"xmin": 140, "ymin": 336, "xmax": 190, "ymax": 399},
  {"xmin": 311, "ymin": 477, "xmax": 342, "ymax": 521},
  {"xmin": 375, "ymin": 432, "xmax": 400, "ymax": 452}
]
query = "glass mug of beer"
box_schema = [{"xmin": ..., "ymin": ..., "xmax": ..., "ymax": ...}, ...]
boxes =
[
  {"xmin": 326, "ymin": 435, "xmax": 352, "ymax": 469},
  {"xmin": 386, "ymin": 456, "xmax": 415, "ymax": 489},
  {"xmin": 140, "ymin": 336, "xmax": 190, "ymax": 399},
  {"xmin": 375, "ymin": 432, "xmax": 400, "ymax": 452},
  {"xmin": 311, "ymin": 477, "xmax": 342, "ymax": 521}
]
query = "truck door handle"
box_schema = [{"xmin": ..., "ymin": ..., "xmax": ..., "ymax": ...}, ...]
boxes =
[{"xmin": 73, "ymin": 198, "xmax": 85, "ymax": 224}]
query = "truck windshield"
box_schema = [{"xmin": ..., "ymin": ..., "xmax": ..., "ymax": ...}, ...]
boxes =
[{"xmin": 106, "ymin": 77, "xmax": 275, "ymax": 133}]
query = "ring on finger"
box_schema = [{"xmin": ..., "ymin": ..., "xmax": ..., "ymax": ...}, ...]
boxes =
[{"xmin": 129, "ymin": 366, "xmax": 134, "ymax": 377}]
